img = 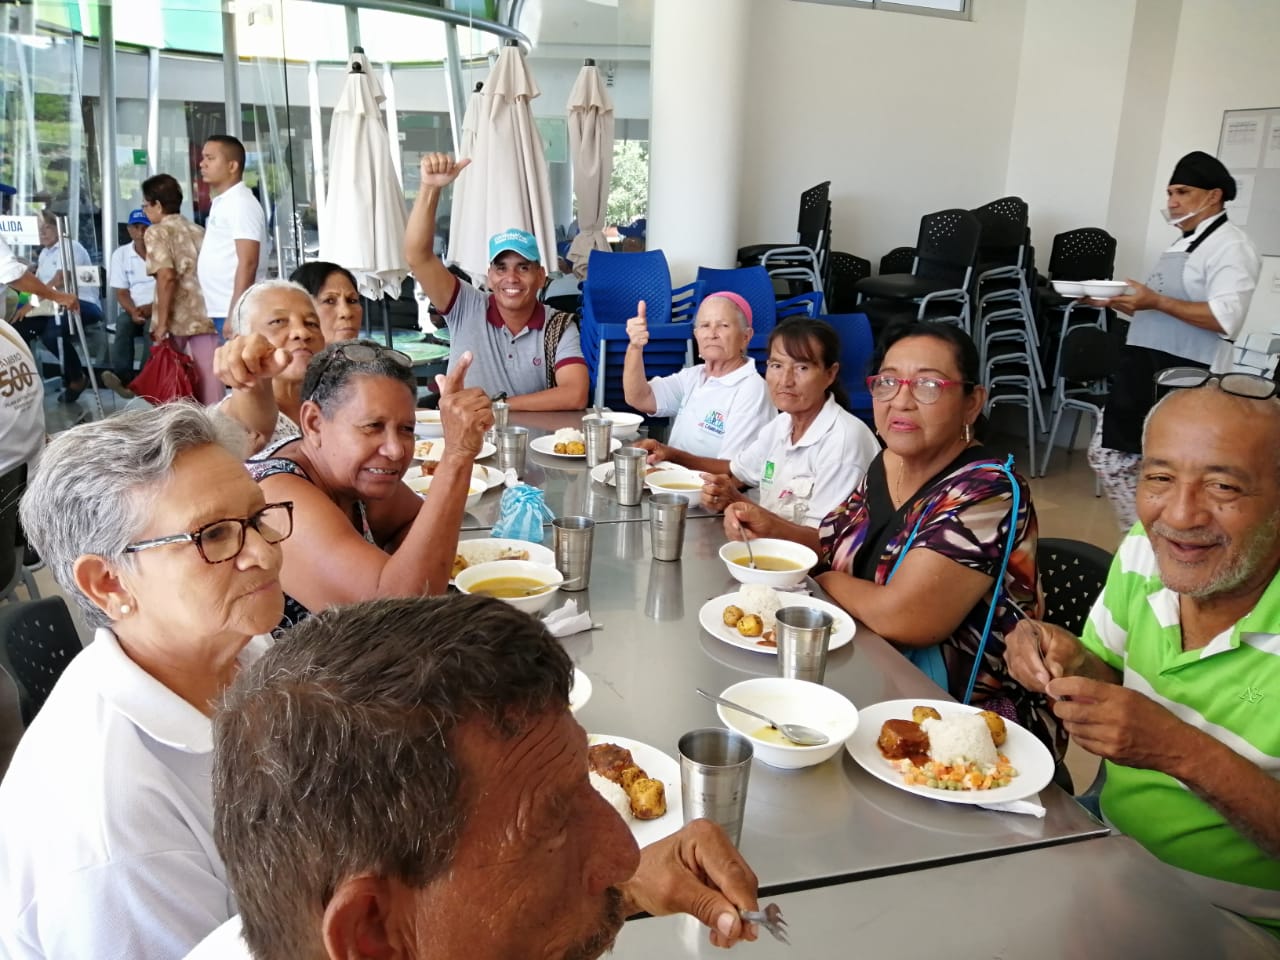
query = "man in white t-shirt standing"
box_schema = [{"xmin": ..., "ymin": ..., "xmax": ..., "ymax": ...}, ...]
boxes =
[
  {"xmin": 196, "ymin": 135, "xmax": 267, "ymax": 339},
  {"xmin": 103, "ymin": 208, "xmax": 155, "ymax": 393}
]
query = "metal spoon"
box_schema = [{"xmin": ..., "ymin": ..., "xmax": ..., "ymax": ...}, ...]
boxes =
[
  {"xmin": 696, "ymin": 689, "xmax": 830, "ymax": 746},
  {"xmin": 743, "ymin": 537, "xmax": 757, "ymax": 569}
]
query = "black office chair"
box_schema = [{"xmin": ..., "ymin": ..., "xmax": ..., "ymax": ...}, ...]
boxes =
[
  {"xmin": 826, "ymin": 251, "xmax": 871, "ymax": 315},
  {"xmin": 1036, "ymin": 538, "xmax": 1113, "ymax": 638},
  {"xmin": 878, "ymin": 246, "xmax": 916, "ymax": 276},
  {"xmin": 0, "ymin": 596, "xmax": 83, "ymax": 725}
]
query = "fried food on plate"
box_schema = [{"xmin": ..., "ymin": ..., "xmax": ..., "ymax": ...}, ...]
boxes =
[
  {"xmin": 588, "ymin": 742, "xmax": 667, "ymax": 820},
  {"xmin": 628, "ymin": 776, "xmax": 667, "ymax": 820},
  {"xmin": 912, "ymin": 705, "xmax": 942, "ymax": 725},
  {"xmin": 736, "ymin": 613, "xmax": 764, "ymax": 638},
  {"xmin": 554, "ymin": 440, "xmax": 587, "ymax": 455},
  {"xmin": 877, "ymin": 718, "xmax": 930, "ymax": 764},
  {"xmin": 722, "ymin": 605, "xmax": 744, "ymax": 628},
  {"xmin": 979, "ymin": 709, "xmax": 1007, "ymax": 747}
]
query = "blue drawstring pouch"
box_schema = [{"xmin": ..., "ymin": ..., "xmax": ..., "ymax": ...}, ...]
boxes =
[{"xmin": 492, "ymin": 477, "xmax": 555, "ymax": 544}]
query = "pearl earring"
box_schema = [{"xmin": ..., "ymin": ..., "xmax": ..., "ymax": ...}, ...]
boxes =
[{"xmin": 119, "ymin": 603, "xmax": 132, "ymax": 615}]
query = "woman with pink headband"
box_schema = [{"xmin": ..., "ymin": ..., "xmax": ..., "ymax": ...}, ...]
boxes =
[{"xmin": 623, "ymin": 291, "xmax": 773, "ymax": 461}]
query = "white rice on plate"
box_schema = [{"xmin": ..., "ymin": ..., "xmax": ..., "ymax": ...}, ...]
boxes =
[
  {"xmin": 922, "ymin": 714, "xmax": 998, "ymax": 769},
  {"xmin": 738, "ymin": 584, "xmax": 783, "ymax": 633},
  {"xmin": 589, "ymin": 772, "xmax": 631, "ymax": 821},
  {"xmin": 553, "ymin": 427, "xmax": 585, "ymax": 445}
]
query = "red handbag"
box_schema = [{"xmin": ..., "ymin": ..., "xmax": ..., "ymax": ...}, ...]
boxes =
[{"xmin": 129, "ymin": 340, "xmax": 197, "ymax": 405}]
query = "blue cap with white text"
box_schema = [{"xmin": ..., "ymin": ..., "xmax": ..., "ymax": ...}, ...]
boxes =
[
  {"xmin": 488, "ymin": 228, "xmax": 541, "ymax": 264},
  {"xmin": 127, "ymin": 208, "xmax": 150, "ymax": 225}
]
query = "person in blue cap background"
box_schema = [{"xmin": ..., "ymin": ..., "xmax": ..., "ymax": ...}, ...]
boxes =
[
  {"xmin": 102, "ymin": 209, "xmax": 157, "ymax": 396},
  {"xmin": 405, "ymin": 152, "xmax": 588, "ymax": 411}
]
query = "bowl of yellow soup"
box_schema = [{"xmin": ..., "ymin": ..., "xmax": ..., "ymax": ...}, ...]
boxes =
[
  {"xmin": 717, "ymin": 677, "xmax": 858, "ymax": 769},
  {"xmin": 454, "ymin": 559, "xmax": 564, "ymax": 615},
  {"xmin": 645, "ymin": 470, "xmax": 704, "ymax": 505},
  {"xmin": 719, "ymin": 538, "xmax": 817, "ymax": 588}
]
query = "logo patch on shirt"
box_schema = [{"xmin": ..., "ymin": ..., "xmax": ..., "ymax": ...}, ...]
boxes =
[
  {"xmin": 762, "ymin": 460, "xmax": 776, "ymax": 483},
  {"xmin": 700, "ymin": 410, "xmax": 726, "ymax": 437},
  {"xmin": 533, "ymin": 357, "xmax": 542, "ymax": 366},
  {"xmin": 1239, "ymin": 686, "xmax": 1264, "ymax": 704}
]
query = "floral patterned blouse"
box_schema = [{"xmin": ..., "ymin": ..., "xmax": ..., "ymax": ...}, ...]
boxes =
[{"xmin": 819, "ymin": 448, "xmax": 1065, "ymax": 761}]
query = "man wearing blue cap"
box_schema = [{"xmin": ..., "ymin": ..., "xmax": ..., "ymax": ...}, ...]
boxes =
[
  {"xmin": 102, "ymin": 209, "xmax": 156, "ymax": 394},
  {"xmin": 405, "ymin": 153, "xmax": 588, "ymax": 410}
]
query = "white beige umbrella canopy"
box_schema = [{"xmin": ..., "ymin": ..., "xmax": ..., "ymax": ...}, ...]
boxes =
[
  {"xmin": 320, "ymin": 48, "xmax": 409, "ymax": 301},
  {"xmin": 449, "ymin": 41, "xmax": 556, "ymax": 281},
  {"xmin": 566, "ymin": 59, "xmax": 614, "ymax": 280},
  {"xmin": 445, "ymin": 82, "xmax": 484, "ymax": 269}
]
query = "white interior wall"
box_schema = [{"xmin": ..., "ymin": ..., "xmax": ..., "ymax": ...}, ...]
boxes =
[
  {"xmin": 735, "ymin": 0, "xmax": 1026, "ymax": 266},
  {"xmin": 1003, "ymin": 0, "xmax": 1136, "ymax": 265}
]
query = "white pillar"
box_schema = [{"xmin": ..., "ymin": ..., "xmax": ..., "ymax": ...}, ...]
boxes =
[{"xmin": 647, "ymin": 0, "xmax": 750, "ymax": 286}]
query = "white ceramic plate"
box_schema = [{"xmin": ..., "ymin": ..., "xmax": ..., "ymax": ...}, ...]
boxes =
[
  {"xmin": 404, "ymin": 464, "xmax": 504, "ymax": 490},
  {"xmin": 530, "ymin": 435, "xmax": 622, "ymax": 459},
  {"xmin": 569, "ymin": 668, "xmax": 592, "ymax": 713},
  {"xmin": 589, "ymin": 460, "xmax": 692, "ymax": 487},
  {"xmin": 413, "ymin": 439, "xmax": 496, "ymax": 462},
  {"xmin": 846, "ymin": 698, "xmax": 1054, "ymax": 805},
  {"xmin": 587, "ymin": 733, "xmax": 684, "ymax": 846},
  {"xmin": 452, "ymin": 538, "xmax": 556, "ymax": 584},
  {"xmin": 698, "ymin": 591, "xmax": 854, "ymax": 655}
]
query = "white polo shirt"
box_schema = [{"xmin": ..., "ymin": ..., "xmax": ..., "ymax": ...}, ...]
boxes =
[
  {"xmin": 35, "ymin": 239, "xmax": 100, "ymax": 306},
  {"xmin": 650, "ymin": 361, "xmax": 774, "ymax": 460},
  {"xmin": 0, "ymin": 319, "xmax": 45, "ymax": 476},
  {"xmin": 197, "ymin": 182, "xmax": 267, "ymax": 318},
  {"xmin": 0, "ymin": 236, "xmax": 28, "ymax": 303},
  {"xmin": 731, "ymin": 395, "xmax": 880, "ymax": 526},
  {"xmin": 183, "ymin": 916, "xmax": 250, "ymax": 960},
  {"xmin": 108, "ymin": 241, "xmax": 155, "ymax": 308},
  {"xmin": 0, "ymin": 628, "xmax": 269, "ymax": 960}
]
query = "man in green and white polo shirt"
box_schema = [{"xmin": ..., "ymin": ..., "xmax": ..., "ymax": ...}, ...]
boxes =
[{"xmin": 1007, "ymin": 382, "xmax": 1280, "ymax": 935}]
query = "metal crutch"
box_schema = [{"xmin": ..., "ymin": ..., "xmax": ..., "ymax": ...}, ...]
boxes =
[{"xmin": 53, "ymin": 214, "xmax": 104, "ymax": 421}]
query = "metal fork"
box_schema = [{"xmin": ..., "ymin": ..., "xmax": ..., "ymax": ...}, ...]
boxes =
[{"xmin": 740, "ymin": 903, "xmax": 789, "ymax": 945}]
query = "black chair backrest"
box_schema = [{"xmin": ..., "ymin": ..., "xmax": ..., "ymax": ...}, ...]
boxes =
[
  {"xmin": 0, "ymin": 467, "xmax": 21, "ymax": 593},
  {"xmin": 828, "ymin": 252, "xmax": 871, "ymax": 313},
  {"xmin": 971, "ymin": 196, "xmax": 1029, "ymax": 265},
  {"xmin": 1048, "ymin": 228, "xmax": 1116, "ymax": 282},
  {"xmin": 797, "ymin": 181, "xmax": 831, "ymax": 249},
  {"xmin": 914, "ymin": 208, "xmax": 983, "ymax": 286},
  {"xmin": 1037, "ymin": 538, "xmax": 1114, "ymax": 637},
  {"xmin": 878, "ymin": 246, "xmax": 916, "ymax": 276},
  {"xmin": 0, "ymin": 596, "xmax": 82, "ymax": 725},
  {"xmin": 1059, "ymin": 324, "xmax": 1121, "ymax": 383}
]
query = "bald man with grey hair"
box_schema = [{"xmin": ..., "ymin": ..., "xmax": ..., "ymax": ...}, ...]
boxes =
[{"xmin": 1006, "ymin": 375, "xmax": 1280, "ymax": 934}]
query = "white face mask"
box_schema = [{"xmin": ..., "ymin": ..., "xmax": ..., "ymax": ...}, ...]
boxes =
[{"xmin": 1161, "ymin": 203, "xmax": 1208, "ymax": 227}]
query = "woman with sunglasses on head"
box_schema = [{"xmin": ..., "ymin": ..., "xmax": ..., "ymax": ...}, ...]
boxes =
[
  {"xmin": 247, "ymin": 339, "xmax": 492, "ymax": 629},
  {"xmin": 726, "ymin": 322, "xmax": 1062, "ymax": 760},
  {"xmin": 0, "ymin": 404, "xmax": 292, "ymax": 958}
]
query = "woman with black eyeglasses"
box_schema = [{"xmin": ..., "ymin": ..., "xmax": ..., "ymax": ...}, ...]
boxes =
[
  {"xmin": 246, "ymin": 339, "xmax": 492, "ymax": 629},
  {"xmin": 0, "ymin": 403, "xmax": 292, "ymax": 957},
  {"xmin": 726, "ymin": 322, "xmax": 1063, "ymax": 762}
]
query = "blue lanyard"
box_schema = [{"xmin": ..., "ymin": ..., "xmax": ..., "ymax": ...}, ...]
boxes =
[{"xmin": 885, "ymin": 454, "xmax": 1022, "ymax": 704}]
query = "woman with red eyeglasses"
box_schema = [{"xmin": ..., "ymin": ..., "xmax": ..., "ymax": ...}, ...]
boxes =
[{"xmin": 726, "ymin": 322, "xmax": 1063, "ymax": 765}]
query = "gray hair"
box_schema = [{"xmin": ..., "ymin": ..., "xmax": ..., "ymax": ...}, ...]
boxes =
[
  {"xmin": 697, "ymin": 293, "xmax": 750, "ymax": 333},
  {"xmin": 227, "ymin": 278, "xmax": 313, "ymax": 337},
  {"xmin": 213, "ymin": 595, "xmax": 572, "ymax": 960},
  {"xmin": 301, "ymin": 338, "xmax": 418, "ymax": 416},
  {"xmin": 1142, "ymin": 382, "xmax": 1280, "ymax": 479},
  {"xmin": 19, "ymin": 403, "xmax": 247, "ymax": 629}
]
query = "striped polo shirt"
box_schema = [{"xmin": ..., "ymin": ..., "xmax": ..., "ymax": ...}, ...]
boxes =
[{"xmin": 1081, "ymin": 527, "xmax": 1280, "ymax": 931}]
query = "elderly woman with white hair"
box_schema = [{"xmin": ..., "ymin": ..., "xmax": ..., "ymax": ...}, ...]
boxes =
[
  {"xmin": 0, "ymin": 403, "xmax": 291, "ymax": 959},
  {"xmin": 214, "ymin": 278, "xmax": 325, "ymax": 455},
  {"xmin": 622, "ymin": 292, "xmax": 774, "ymax": 464}
]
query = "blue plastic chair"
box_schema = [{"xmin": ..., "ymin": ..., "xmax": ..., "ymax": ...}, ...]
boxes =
[
  {"xmin": 580, "ymin": 249, "xmax": 694, "ymax": 410},
  {"xmin": 821, "ymin": 313, "xmax": 875, "ymax": 425},
  {"xmin": 692, "ymin": 266, "xmax": 823, "ymax": 367}
]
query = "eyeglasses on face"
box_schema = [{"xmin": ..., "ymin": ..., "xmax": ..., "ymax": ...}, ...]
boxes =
[
  {"xmin": 1155, "ymin": 366, "xmax": 1280, "ymax": 400},
  {"xmin": 866, "ymin": 374, "xmax": 971, "ymax": 405},
  {"xmin": 123, "ymin": 501, "xmax": 294, "ymax": 564}
]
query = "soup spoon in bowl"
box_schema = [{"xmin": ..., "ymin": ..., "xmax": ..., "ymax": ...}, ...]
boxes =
[{"xmin": 696, "ymin": 688, "xmax": 829, "ymax": 746}]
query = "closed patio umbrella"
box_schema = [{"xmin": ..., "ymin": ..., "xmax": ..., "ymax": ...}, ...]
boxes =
[
  {"xmin": 445, "ymin": 82, "xmax": 484, "ymax": 269},
  {"xmin": 566, "ymin": 59, "xmax": 614, "ymax": 279},
  {"xmin": 320, "ymin": 48, "xmax": 409, "ymax": 306},
  {"xmin": 449, "ymin": 41, "xmax": 556, "ymax": 280}
]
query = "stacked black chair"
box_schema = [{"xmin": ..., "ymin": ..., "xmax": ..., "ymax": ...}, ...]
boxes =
[
  {"xmin": 738, "ymin": 181, "xmax": 832, "ymax": 297},
  {"xmin": 826, "ymin": 252, "xmax": 871, "ymax": 315},
  {"xmin": 1039, "ymin": 227, "xmax": 1117, "ymax": 384},
  {"xmin": 0, "ymin": 597, "xmax": 83, "ymax": 725},
  {"xmin": 855, "ymin": 209, "xmax": 982, "ymax": 336},
  {"xmin": 878, "ymin": 246, "xmax": 916, "ymax": 276},
  {"xmin": 1036, "ymin": 538, "xmax": 1114, "ymax": 637},
  {"xmin": 1038, "ymin": 323, "xmax": 1121, "ymax": 477}
]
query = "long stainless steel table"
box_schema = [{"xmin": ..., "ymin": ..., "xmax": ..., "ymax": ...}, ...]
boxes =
[
  {"xmin": 459, "ymin": 516, "xmax": 1109, "ymax": 893},
  {"xmin": 610, "ymin": 836, "xmax": 1280, "ymax": 958}
]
